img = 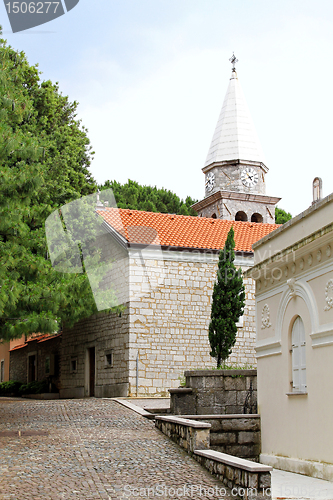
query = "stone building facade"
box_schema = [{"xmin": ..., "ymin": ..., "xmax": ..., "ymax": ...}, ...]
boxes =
[
  {"xmin": 59, "ymin": 209, "xmax": 278, "ymax": 398},
  {"xmin": 9, "ymin": 57, "xmax": 280, "ymax": 398},
  {"xmin": 60, "ymin": 310, "xmax": 129, "ymax": 398},
  {"xmin": 9, "ymin": 334, "xmax": 61, "ymax": 389},
  {"xmin": 194, "ymin": 189, "xmax": 279, "ymax": 225}
]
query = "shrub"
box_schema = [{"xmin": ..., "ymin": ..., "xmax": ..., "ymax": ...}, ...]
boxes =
[
  {"xmin": 19, "ymin": 380, "xmax": 49, "ymax": 395},
  {"xmin": 0, "ymin": 381, "xmax": 22, "ymax": 396}
]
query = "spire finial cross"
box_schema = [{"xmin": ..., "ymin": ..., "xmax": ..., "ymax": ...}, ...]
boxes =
[{"xmin": 229, "ymin": 52, "xmax": 238, "ymax": 72}]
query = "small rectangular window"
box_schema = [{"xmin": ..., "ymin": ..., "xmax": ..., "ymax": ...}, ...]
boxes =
[
  {"xmin": 105, "ymin": 351, "xmax": 113, "ymax": 368},
  {"xmin": 70, "ymin": 357, "xmax": 77, "ymax": 374}
]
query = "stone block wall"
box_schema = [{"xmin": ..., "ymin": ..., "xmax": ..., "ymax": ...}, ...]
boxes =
[
  {"xmin": 57, "ymin": 239, "xmax": 257, "ymax": 398},
  {"xmin": 194, "ymin": 451, "xmax": 272, "ymax": 500},
  {"xmin": 60, "ymin": 308, "xmax": 129, "ymax": 398},
  {"xmin": 170, "ymin": 370, "xmax": 257, "ymax": 415},
  {"xmin": 209, "ymin": 416, "xmax": 260, "ymax": 460},
  {"xmin": 128, "ymin": 252, "xmax": 257, "ymax": 396},
  {"xmin": 198, "ymin": 197, "xmax": 276, "ymax": 224},
  {"xmin": 155, "ymin": 413, "xmax": 269, "ymax": 499},
  {"xmin": 96, "ymin": 231, "xmax": 129, "ymax": 307},
  {"xmin": 206, "ymin": 164, "xmax": 266, "ymax": 197},
  {"xmin": 155, "ymin": 416, "xmax": 211, "ymax": 453},
  {"xmin": 10, "ymin": 335, "xmax": 61, "ymax": 389},
  {"xmin": 178, "ymin": 415, "xmax": 261, "ymax": 461}
]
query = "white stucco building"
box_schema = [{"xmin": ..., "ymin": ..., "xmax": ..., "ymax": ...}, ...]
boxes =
[{"xmin": 247, "ymin": 189, "xmax": 333, "ymax": 480}]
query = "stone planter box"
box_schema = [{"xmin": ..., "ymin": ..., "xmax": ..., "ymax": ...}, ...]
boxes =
[{"xmin": 170, "ymin": 370, "xmax": 257, "ymax": 415}]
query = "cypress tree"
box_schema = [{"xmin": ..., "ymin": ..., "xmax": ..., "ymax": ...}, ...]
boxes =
[{"xmin": 209, "ymin": 227, "xmax": 245, "ymax": 368}]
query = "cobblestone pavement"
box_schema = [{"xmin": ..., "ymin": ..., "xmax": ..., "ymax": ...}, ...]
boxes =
[{"xmin": 0, "ymin": 398, "xmax": 235, "ymax": 500}]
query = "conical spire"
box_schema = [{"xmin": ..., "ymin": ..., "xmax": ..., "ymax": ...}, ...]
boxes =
[{"xmin": 205, "ymin": 56, "xmax": 265, "ymax": 168}]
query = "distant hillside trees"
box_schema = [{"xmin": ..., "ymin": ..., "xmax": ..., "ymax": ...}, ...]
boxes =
[
  {"xmin": 275, "ymin": 208, "xmax": 292, "ymax": 225},
  {"xmin": 100, "ymin": 179, "xmax": 198, "ymax": 216},
  {"xmin": 100, "ymin": 179, "xmax": 292, "ymax": 223}
]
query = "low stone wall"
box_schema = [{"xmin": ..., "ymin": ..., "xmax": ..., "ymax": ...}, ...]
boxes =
[
  {"xmin": 155, "ymin": 416, "xmax": 210, "ymax": 453},
  {"xmin": 155, "ymin": 416, "xmax": 271, "ymax": 499},
  {"xmin": 175, "ymin": 414, "xmax": 261, "ymax": 461},
  {"xmin": 195, "ymin": 450, "xmax": 272, "ymax": 500},
  {"xmin": 170, "ymin": 370, "xmax": 257, "ymax": 415}
]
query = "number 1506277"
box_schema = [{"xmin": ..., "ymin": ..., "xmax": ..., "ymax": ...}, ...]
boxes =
[{"xmin": 5, "ymin": 2, "xmax": 60, "ymax": 14}]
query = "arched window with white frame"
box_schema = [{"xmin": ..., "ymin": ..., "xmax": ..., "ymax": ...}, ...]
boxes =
[{"xmin": 291, "ymin": 316, "xmax": 307, "ymax": 392}]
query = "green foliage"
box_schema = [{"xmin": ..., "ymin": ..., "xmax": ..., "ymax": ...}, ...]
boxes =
[
  {"xmin": 0, "ymin": 379, "xmax": 57, "ymax": 396},
  {"xmin": 213, "ymin": 363, "xmax": 254, "ymax": 370},
  {"xmin": 0, "ymin": 380, "xmax": 22, "ymax": 396},
  {"xmin": 209, "ymin": 227, "xmax": 245, "ymax": 368},
  {"xmin": 275, "ymin": 207, "xmax": 292, "ymax": 225},
  {"xmin": 19, "ymin": 380, "xmax": 48, "ymax": 395},
  {"xmin": 0, "ymin": 32, "xmax": 117, "ymax": 341},
  {"xmin": 100, "ymin": 179, "xmax": 198, "ymax": 216}
]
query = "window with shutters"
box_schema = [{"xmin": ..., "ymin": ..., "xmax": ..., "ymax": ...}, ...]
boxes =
[{"xmin": 291, "ymin": 316, "xmax": 307, "ymax": 392}]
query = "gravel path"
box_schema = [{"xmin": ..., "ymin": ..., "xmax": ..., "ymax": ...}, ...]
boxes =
[{"xmin": 0, "ymin": 398, "xmax": 234, "ymax": 500}]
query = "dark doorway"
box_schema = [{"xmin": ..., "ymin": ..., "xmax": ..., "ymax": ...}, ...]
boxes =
[
  {"xmin": 28, "ymin": 355, "xmax": 36, "ymax": 382},
  {"xmin": 89, "ymin": 347, "xmax": 95, "ymax": 397}
]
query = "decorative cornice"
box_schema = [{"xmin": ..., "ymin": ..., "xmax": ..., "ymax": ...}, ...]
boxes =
[
  {"xmin": 252, "ymin": 192, "xmax": 333, "ymax": 250},
  {"xmin": 192, "ymin": 190, "xmax": 281, "ymax": 212},
  {"xmin": 202, "ymin": 159, "xmax": 269, "ymax": 174},
  {"xmin": 246, "ymin": 222, "xmax": 333, "ymax": 280}
]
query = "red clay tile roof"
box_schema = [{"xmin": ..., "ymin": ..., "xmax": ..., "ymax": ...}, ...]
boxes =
[
  {"xmin": 9, "ymin": 343, "xmax": 28, "ymax": 351},
  {"xmin": 27, "ymin": 334, "xmax": 50, "ymax": 343},
  {"xmin": 9, "ymin": 333, "xmax": 61, "ymax": 351},
  {"xmin": 97, "ymin": 208, "xmax": 280, "ymax": 253},
  {"xmin": 37, "ymin": 333, "xmax": 61, "ymax": 343}
]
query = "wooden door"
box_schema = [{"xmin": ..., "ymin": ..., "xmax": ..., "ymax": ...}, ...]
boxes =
[
  {"xmin": 89, "ymin": 347, "xmax": 95, "ymax": 397},
  {"xmin": 28, "ymin": 355, "xmax": 36, "ymax": 382}
]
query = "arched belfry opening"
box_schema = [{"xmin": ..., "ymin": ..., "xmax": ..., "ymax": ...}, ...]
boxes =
[
  {"xmin": 235, "ymin": 211, "xmax": 248, "ymax": 222},
  {"xmin": 211, "ymin": 213, "xmax": 217, "ymax": 219},
  {"xmin": 251, "ymin": 213, "xmax": 263, "ymax": 223}
]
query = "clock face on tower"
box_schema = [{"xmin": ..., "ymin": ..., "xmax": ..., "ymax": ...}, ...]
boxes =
[
  {"xmin": 206, "ymin": 172, "xmax": 215, "ymax": 192},
  {"xmin": 241, "ymin": 167, "xmax": 259, "ymax": 188}
]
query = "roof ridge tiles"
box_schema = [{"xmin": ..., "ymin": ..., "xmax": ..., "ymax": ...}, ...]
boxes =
[{"xmin": 97, "ymin": 207, "xmax": 279, "ymax": 253}]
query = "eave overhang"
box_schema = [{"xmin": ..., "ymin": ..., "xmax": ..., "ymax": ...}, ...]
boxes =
[
  {"xmin": 203, "ymin": 159, "xmax": 269, "ymax": 175},
  {"xmin": 192, "ymin": 190, "xmax": 281, "ymax": 212}
]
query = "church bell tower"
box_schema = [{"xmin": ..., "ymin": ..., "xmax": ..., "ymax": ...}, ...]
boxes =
[{"xmin": 192, "ymin": 54, "xmax": 280, "ymax": 223}]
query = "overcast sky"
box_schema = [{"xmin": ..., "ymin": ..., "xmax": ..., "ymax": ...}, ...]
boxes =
[{"xmin": 2, "ymin": 0, "xmax": 333, "ymax": 217}]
